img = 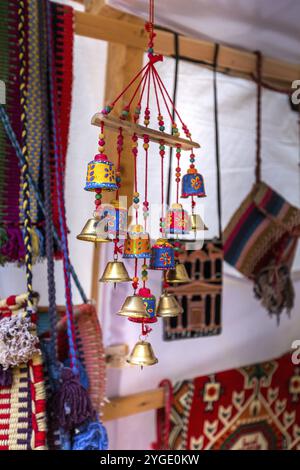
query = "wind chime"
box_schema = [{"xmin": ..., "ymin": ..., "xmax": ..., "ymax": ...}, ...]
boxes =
[{"xmin": 77, "ymin": 0, "xmax": 206, "ymax": 367}]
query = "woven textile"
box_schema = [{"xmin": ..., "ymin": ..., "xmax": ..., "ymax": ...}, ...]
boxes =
[
  {"xmin": 155, "ymin": 352, "xmax": 300, "ymax": 450},
  {"xmin": 0, "ymin": 0, "xmax": 74, "ymax": 263},
  {"xmin": 224, "ymin": 182, "xmax": 300, "ymax": 278},
  {"xmin": 164, "ymin": 242, "xmax": 223, "ymax": 340},
  {"xmin": 0, "ymin": 303, "xmax": 47, "ymax": 450}
]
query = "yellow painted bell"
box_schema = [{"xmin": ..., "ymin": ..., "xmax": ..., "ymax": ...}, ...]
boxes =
[
  {"xmin": 156, "ymin": 292, "xmax": 183, "ymax": 317},
  {"xmin": 117, "ymin": 294, "xmax": 150, "ymax": 319},
  {"xmin": 123, "ymin": 224, "xmax": 151, "ymax": 259},
  {"xmin": 166, "ymin": 263, "xmax": 191, "ymax": 284},
  {"xmin": 190, "ymin": 214, "xmax": 208, "ymax": 231},
  {"xmin": 127, "ymin": 340, "xmax": 158, "ymax": 367},
  {"xmin": 76, "ymin": 215, "xmax": 111, "ymax": 243},
  {"xmin": 99, "ymin": 260, "xmax": 131, "ymax": 283}
]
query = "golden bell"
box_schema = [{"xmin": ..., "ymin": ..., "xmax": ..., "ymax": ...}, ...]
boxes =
[
  {"xmin": 156, "ymin": 292, "xmax": 183, "ymax": 317},
  {"xmin": 166, "ymin": 263, "xmax": 191, "ymax": 284},
  {"xmin": 99, "ymin": 261, "xmax": 131, "ymax": 283},
  {"xmin": 190, "ymin": 214, "xmax": 208, "ymax": 231},
  {"xmin": 127, "ymin": 340, "xmax": 158, "ymax": 367},
  {"xmin": 117, "ymin": 295, "xmax": 150, "ymax": 319},
  {"xmin": 77, "ymin": 216, "xmax": 110, "ymax": 243}
]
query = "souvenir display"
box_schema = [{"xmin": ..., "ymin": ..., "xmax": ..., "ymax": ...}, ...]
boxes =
[{"xmin": 79, "ymin": 0, "xmax": 205, "ymax": 366}]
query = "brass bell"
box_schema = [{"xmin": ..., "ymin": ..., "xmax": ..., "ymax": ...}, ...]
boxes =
[
  {"xmin": 117, "ymin": 295, "xmax": 150, "ymax": 319},
  {"xmin": 99, "ymin": 260, "xmax": 131, "ymax": 283},
  {"xmin": 190, "ymin": 214, "xmax": 208, "ymax": 231},
  {"xmin": 127, "ymin": 340, "xmax": 158, "ymax": 367},
  {"xmin": 166, "ymin": 263, "xmax": 191, "ymax": 284},
  {"xmin": 77, "ymin": 216, "xmax": 110, "ymax": 243},
  {"xmin": 156, "ymin": 292, "xmax": 183, "ymax": 317}
]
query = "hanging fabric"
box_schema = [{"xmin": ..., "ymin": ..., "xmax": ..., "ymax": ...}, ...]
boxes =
[
  {"xmin": 223, "ymin": 52, "xmax": 300, "ymax": 323},
  {"xmin": 154, "ymin": 350, "xmax": 300, "ymax": 450},
  {"xmin": 163, "ymin": 44, "xmax": 223, "ymax": 341},
  {"xmin": 0, "ymin": 0, "xmax": 74, "ymax": 263}
]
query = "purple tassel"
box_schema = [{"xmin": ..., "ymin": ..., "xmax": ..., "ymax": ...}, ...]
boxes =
[
  {"xmin": 0, "ymin": 226, "xmax": 25, "ymax": 262},
  {"xmin": 0, "ymin": 365, "xmax": 13, "ymax": 387},
  {"xmin": 52, "ymin": 367, "xmax": 93, "ymax": 431}
]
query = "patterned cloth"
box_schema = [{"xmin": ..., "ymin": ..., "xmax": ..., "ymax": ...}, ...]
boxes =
[
  {"xmin": 155, "ymin": 352, "xmax": 300, "ymax": 450},
  {"xmin": 0, "ymin": 303, "xmax": 47, "ymax": 450},
  {"xmin": 0, "ymin": 0, "xmax": 74, "ymax": 263},
  {"xmin": 223, "ymin": 182, "xmax": 300, "ymax": 317}
]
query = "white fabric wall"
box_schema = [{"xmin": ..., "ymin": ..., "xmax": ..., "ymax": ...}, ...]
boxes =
[{"xmin": 0, "ymin": 0, "xmax": 300, "ymax": 450}]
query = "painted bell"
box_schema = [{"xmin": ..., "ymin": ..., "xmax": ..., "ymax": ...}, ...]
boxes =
[
  {"xmin": 129, "ymin": 287, "xmax": 156, "ymax": 324},
  {"xmin": 181, "ymin": 167, "xmax": 206, "ymax": 198},
  {"xmin": 84, "ymin": 153, "xmax": 118, "ymax": 191},
  {"xmin": 166, "ymin": 203, "xmax": 191, "ymax": 235},
  {"xmin": 96, "ymin": 199, "xmax": 127, "ymax": 238},
  {"xmin": 190, "ymin": 213, "xmax": 208, "ymax": 231},
  {"xmin": 99, "ymin": 260, "xmax": 131, "ymax": 283},
  {"xmin": 123, "ymin": 224, "xmax": 151, "ymax": 259},
  {"xmin": 156, "ymin": 292, "xmax": 183, "ymax": 317},
  {"xmin": 127, "ymin": 340, "xmax": 158, "ymax": 367},
  {"xmin": 77, "ymin": 215, "xmax": 111, "ymax": 243},
  {"xmin": 117, "ymin": 294, "xmax": 150, "ymax": 319},
  {"xmin": 150, "ymin": 239, "xmax": 175, "ymax": 270}
]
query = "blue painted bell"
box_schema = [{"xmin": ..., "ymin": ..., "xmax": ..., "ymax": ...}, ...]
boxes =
[
  {"xmin": 129, "ymin": 287, "xmax": 157, "ymax": 324},
  {"xmin": 150, "ymin": 238, "xmax": 175, "ymax": 270},
  {"xmin": 96, "ymin": 199, "xmax": 127, "ymax": 238},
  {"xmin": 166, "ymin": 203, "xmax": 191, "ymax": 235},
  {"xmin": 181, "ymin": 167, "xmax": 206, "ymax": 198},
  {"xmin": 84, "ymin": 153, "xmax": 118, "ymax": 191},
  {"xmin": 123, "ymin": 224, "xmax": 151, "ymax": 259}
]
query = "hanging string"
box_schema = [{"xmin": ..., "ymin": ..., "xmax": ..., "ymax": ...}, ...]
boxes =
[
  {"xmin": 213, "ymin": 43, "xmax": 222, "ymax": 241},
  {"xmin": 46, "ymin": 0, "xmax": 78, "ymax": 374},
  {"xmin": 167, "ymin": 33, "xmax": 179, "ymax": 206},
  {"xmin": 18, "ymin": 0, "xmax": 34, "ymax": 311},
  {"xmin": 255, "ymin": 51, "xmax": 262, "ymax": 184}
]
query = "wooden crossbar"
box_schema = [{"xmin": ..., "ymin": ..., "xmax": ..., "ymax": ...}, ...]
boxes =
[
  {"xmin": 74, "ymin": 10, "xmax": 300, "ymax": 87},
  {"xmin": 102, "ymin": 388, "xmax": 165, "ymax": 421}
]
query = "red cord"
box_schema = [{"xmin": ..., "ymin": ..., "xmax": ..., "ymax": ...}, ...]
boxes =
[
  {"xmin": 110, "ymin": 63, "xmax": 149, "ymax": 107},
  {"xmin": 128, "ymin": 64, "xmax": 150, "ymax": 109}
]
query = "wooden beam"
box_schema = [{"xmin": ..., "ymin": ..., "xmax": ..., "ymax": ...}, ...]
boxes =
[
  {"xmin": 102, "ymin": 388, "xmax": 164, "ymax": 421},
  {"xmin": 90, "ymin": 14, "xmax": 145, "ymax": 304},
  {"xmin": 74, "ymin": 10, "xmax": 300, "ymax": 87}
]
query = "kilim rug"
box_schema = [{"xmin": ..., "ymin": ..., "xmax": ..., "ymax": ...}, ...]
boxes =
[
  {"xmin": 163, "ymin": 241, "xmax": 223, "ymax": 340},
  {"xmin": 154, "ymin": 352, "xmax": 300, "ymax": 450}
]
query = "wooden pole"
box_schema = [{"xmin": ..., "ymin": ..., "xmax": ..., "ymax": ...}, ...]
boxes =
[
  {"xmin": 90, "ymin": 16, "xmax": 145, "ymax": 304},
  {"xmin": 74, "ymin": 10, "xmax": 300, "ymax": 87}
]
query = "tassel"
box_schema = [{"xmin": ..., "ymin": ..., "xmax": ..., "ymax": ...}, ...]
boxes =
[
  {"xmin": 0, "ymin": 365, "xmax": 13, "ymax": 387},
  {"xmin": 72, "ymin": 419, "xmax": 108, "ymax": 450},
  {"xmin": 52, "ymin": 367, "xmax": 93, "ymax": 431},
  {"xmin": 254, "ymin": 264, "xmax": 295, "ymax": 320}
]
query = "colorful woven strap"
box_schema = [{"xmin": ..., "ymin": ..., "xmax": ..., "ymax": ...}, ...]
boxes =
[
  {"xmin": 18, "ymin": 0, "xmax": 34, "ymax": 309},
  {"xmin": 27, "ymin": 0, "xmax": 42, "ymax": 226}
]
